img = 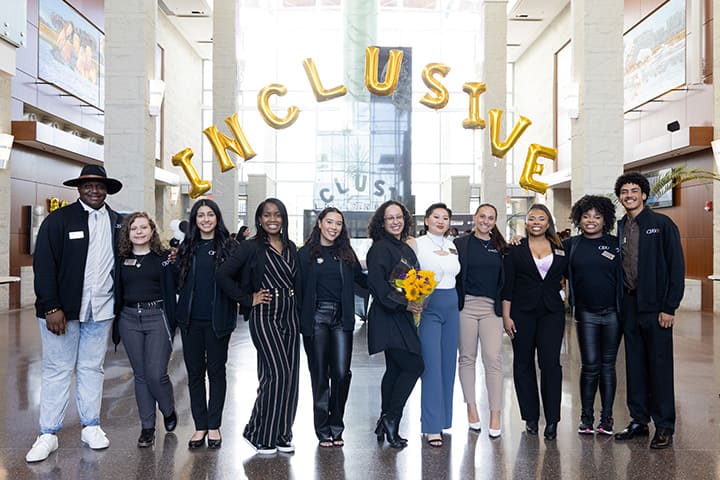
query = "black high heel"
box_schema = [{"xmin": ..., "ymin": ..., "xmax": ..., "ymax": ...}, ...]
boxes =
[
  {"xmin": 375, "ymin": 416, "xmax": 385, "ymax": 441},
  {"xmin": 188, "ymin": 431, "xmax": 207, "ymax": 449},
  {"xmin": 381, "ymin": 415, "xmax": 407, "ymax": 449}
]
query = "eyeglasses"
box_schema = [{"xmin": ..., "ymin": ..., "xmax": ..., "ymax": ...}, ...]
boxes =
[{"xmin": 384, "ymin": 215, "xmax": 404, "ymax": 222}]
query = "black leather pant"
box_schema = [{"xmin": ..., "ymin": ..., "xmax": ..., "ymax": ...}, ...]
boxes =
[
  {"xmin": 575, "ymin": 309, "xmax": 621, "ymax": 421},
  {"xmin": 303, "ymin": 301, "xmax": 353, "ymax": 440}
]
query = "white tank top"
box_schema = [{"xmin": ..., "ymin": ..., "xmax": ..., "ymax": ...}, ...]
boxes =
[{"xmin": 414, "ymin": 234, "xmax": 461, "ymax": 290}]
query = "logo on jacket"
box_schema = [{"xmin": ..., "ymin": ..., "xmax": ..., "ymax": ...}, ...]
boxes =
[{"xmin": 645, "ymin": 228, "xmax": 660, "ymax": 235}]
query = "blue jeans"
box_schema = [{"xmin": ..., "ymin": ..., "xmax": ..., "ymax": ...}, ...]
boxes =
[{"xmin": 37, "ymin": 317, "xmax": 112, "ymax": 434}]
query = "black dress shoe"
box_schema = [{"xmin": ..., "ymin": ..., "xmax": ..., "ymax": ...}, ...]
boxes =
[
  {"xmin": 207, "ymin": 435, "xmax": 222, "ymax": 449},
  {"xmin": 525, "ymin": 420, "xmax": 539, "ymax": 435},
  {"xmin": 163, "ymin": 411, "xmax": 177, "ymax": 432},
  {"xmin": 650, "ymin": 429, "xmax": 673, "ymax": 449},
  {"xmin": 188, "ymin": 431, "xmax": 207, "ymax": 449},
  {"xmin": 137, "ymin": 428, "xmax": 155, "ymax": 448},
  {"xmin": 614, "ymin": 422, "xmax": 649, "ymax": 441},
  {"xmin": 544, "ymin": 422, "xmax": 557, "ymax": 440}
]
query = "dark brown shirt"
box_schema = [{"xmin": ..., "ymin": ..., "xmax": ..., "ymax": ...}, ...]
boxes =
[{"xmin": 622, "ymin": 213, "xmax": 641, "ymax": 290}]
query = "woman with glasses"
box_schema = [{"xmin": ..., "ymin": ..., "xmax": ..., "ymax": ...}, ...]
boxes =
[{"xmin": 366, "ymin": 200, "xmax": 424, "ymax": 448}]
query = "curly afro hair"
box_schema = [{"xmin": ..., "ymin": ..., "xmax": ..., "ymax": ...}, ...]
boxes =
[
  {"xmin": 569, "ymin": 195, "xmax": 616, "ymax": 234},
  {"xmin": 614, "ymin": 172, "xmax": 650, "ymax": 198}
]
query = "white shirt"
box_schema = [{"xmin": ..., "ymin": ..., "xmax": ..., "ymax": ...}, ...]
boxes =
[
  {"xmin": 77, "ymin": 200, "xmax": 115, "ymax": 322},
  {"xmin": 414, "ymin": 233, "xmax": 461, "ymax": 290}
]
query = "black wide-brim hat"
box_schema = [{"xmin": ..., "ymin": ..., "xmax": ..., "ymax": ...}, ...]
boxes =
[{"xmin": 63, "ymin": 165, "xmax": 123, "ymax": 195}]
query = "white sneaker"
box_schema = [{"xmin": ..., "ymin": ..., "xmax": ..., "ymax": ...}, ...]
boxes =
[
  {"xmin": 81, "ymin": 426, "xmax": 110, "ymax": 450},
  {"xmin": 26, "ymin": 434, "xmax": 59, "ymax": 462}
]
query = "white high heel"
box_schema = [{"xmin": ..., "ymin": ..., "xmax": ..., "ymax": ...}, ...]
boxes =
[
  {"xmin": 468, "ymin": 421, "xmax": 482, "ymax": 432},
  {"xmin": 488, "ymin": 427, "xmax": 502, "ymax": 438}
]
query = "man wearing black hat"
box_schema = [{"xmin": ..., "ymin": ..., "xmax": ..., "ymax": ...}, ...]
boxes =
[{"xmin": 27, "ymin": 165, "xmax": 124, "ymax": 463}]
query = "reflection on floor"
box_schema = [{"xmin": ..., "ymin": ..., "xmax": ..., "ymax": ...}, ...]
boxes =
[{"xmin": 1, "ymin": 306, "xmax": 719, "ymax": 479}]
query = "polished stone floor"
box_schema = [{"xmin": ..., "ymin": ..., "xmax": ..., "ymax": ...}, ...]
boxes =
[{"xmin": 2, "ymin": 306, "xmax": 719, "ymax": 480}]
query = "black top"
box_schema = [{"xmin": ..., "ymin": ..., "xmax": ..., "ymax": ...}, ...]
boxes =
[
  {"xmin": 366, "ymin": 232, "xmax": 421, "ymax": 356},
  {"xmin": 316, "ymin": 246, "xmax": 343, "ymax": 303},
  {"xmin": 120, "ymin": 253, "xmax": 162, "ymax": 303},
  {"xmin": 190, "ymin": 240, "xmax": 215, "ymax": 321},
  {"xmin": 465, "ymin": 235, "xmax": 502, "ymax": 299},
  {"xmin": 454, "ymin": 233, "xmax": 504, "ymax": 316},
  {"xmin": 568, "ymin": 236, "xmax": 619, "ymax": 311},
  {"xmin": 297, "ymin": 244, "xmax": 367, "ymax": 335}
]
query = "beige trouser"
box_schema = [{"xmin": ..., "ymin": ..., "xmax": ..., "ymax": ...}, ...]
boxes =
[{"xmin": 457, "ymin": 295, "xmax": 504, "ymax": 411}]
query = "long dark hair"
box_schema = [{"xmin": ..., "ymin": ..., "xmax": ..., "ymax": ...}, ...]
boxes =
[
  {"xmin": 569, "ymin": 195, "xmax": 616, "ymax": 235},
  {"xmin": 526, "ymin": 203, "xmax": 562, "ymax": 247},
  {"xmin": 176, "ymin": 199, "xmax": 232, "ymax": 287},
  {"xmin": 237, "ymin": 225, "xmax": 249, "ymax": 241},
  {"xmin": 252, "ymin": 198, "xmax": 290, "ymax": 247},
  {"xmin": 367, "ymin": 200, "xmax": 413, "ymax": 241},
  {"xmin": 118, "ymin": 212, "xmax": 164, "ymax": 257},
  {"xmin": 474, "ymin": 203, "xmax": 509, "ymax": 253},
  {"xmin": 304, "ymin": 207, "xmax": 356, "ymax": 264}
]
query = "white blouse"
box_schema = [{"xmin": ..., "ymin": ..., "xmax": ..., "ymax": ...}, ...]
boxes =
[{"xmin": 414, "ymin": 233, "xmax": 461, "ymax": 290}]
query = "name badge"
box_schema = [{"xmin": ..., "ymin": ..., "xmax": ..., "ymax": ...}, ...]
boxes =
[
  {"xmin": 124, "ymin": 258, "xmax": 138, "ymax": 266},
  {"xmin": 554, "ymin": 249, "xmax": 565, "ymax": 256},
  {"xmin": 601, "ymin": 251, "xmax": 615, "ymax": 261},
  {"xmin": 69, "ymin": 231, "xmax": 84, "ymax": 240}
]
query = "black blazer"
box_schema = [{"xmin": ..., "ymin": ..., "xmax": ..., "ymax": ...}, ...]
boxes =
[
  {"xmin": 216, "ymin": 239, "xmax": 300, "ymax": 321},
  {"xmin": 454, "ymin": 234, "xmax": 504, "ymax": 317},
  {"xmin": 501, "ymin": 238, "xmax": 568, "ymax": 314},
  {"xmin": 297, "ymin": 245, "xmax": 367, "ymax": 336},
  {"xmin": 366, "ymin": 233, "xmax": 421, "ymax": 356}
]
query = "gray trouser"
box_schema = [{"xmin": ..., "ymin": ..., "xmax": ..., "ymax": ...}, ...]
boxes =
[{"xmin": 119, "ymin": 306, "xmax": 175, "ymax": 429}]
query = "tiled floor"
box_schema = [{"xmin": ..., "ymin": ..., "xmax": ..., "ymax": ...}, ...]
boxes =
[{"xmin": 2, "ymin": 306, "xmax": 719, "ymax": 479}]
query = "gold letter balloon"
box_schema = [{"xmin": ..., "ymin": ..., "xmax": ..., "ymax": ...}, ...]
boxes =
[
  {"xmin": 303, "ymin": 58, "xmax": 347, "ymax": 102},
  {"xmin": 171, "ymin": 148, "xmax": 212, "ymax": 199},
  {"xmin": 519, "ymin": 144, "xmax": 557, "ymax": 195},
  {"xmin": 257, "ymin": 84, "xmax": 300, "ymax": 129},
  {"xmin": 488, "ymin": 109, "xmax": 532, "ymax": 159},
  {"xmin": 419, "ymin": 63, "xmax": 451, "ymax": 109},
  {"xmin": 365, "ymin": 46, "xmax": 403, "ymax": 96},
  {"xmin": 462, "ymin": 82, "xmax": 487, "ymax": 129}
]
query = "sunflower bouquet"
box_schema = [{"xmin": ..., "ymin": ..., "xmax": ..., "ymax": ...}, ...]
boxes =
[{"xmin": 390, "ymin": 260, "xmax": 438, "ymax": 326}]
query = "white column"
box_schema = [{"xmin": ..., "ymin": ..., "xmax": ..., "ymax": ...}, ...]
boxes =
[
  {"xmin": 0, "ymin": 73, "xmax": 11, "ymax": 310},
  {"xmin": 570, "ymin": 0, "xmax": 624, "ymax": 202},
  {"xmin": 104, "ymin": 0, "xmax": 158, "ymax": 214},
  {"xmin": 211, "ymin": 0, "xmax": 241, "ymax": 232},
  {"xmin": 481, "ymin": 0, "xmax": 508, "ymax": 227},
  {"xmin": 713, "ymin": 0, "xmax": 720, "ymax": 312}
]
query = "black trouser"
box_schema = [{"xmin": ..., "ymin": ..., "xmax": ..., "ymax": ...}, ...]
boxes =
[
  {"xmin": 381, "ymin": 348, "xmax": 424, "ymax": 419},
  {"xmin": 303, "ymin": 301, "xmax": 353, "ymax": 441},
  {"xmin": 181, "ymin": 320, "xmax": 231, "ymax": 430},
  {"xmin": 621, "ymin": 294, "xmax": 675, "ymax": 431},
  {"xmin": 575, "ymin": 309, "xmax": 621, "ymax": 421},
  {"xmin": 510, "ymin": 305, "xmax": 565, "ymax": 423}
]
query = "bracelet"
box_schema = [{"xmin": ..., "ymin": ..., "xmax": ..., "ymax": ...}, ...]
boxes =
[{"xmin": 45, "ymin": 308, "xmax": 60, "ymax": 316}]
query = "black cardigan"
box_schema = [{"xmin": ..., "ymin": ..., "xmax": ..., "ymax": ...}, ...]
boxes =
[
  {"xmin": 33, "ymin": 200, "xmax": 123, "ymax": 320},
  {"xmin": 175, "ymin": 242, "xmax": 237, "ymax": 339},
  {"xmin": 366, "ymin": 232, "xmax": 421, "ymax": 356},
  {"xmin": 296, "ymin": 245, "xmax": 367, "ymax": 336},
  {"xmin": 453, "ymin": 234, "xmax": 504, "ymax": 317},
  {"xmin": 501, "ymin": 238, "xmax": 568, "ymax": 314},
  {"xmin": 112, "ymin": 250, "xmax": 178, "ymax": 347},
  {"xmin": 215, "ymin": 239, "xmax": 301, "ymax": 321}
]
